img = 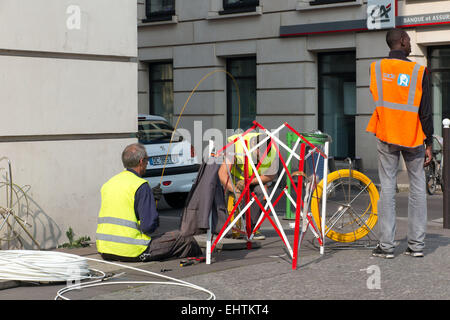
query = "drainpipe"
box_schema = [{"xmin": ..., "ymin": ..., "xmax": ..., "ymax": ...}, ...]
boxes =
[{"xmin": 443, "ymin": 118, "xmax": 450, "ymax": 229}]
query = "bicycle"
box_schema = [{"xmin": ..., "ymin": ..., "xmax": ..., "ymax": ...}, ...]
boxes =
[{"xmin": 425, "ymin": 134, "xmax": 444, "ymax": 195}]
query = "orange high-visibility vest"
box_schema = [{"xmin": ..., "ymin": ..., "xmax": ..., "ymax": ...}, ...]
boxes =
[{"xmin": 366, "ymin": 58, "xmax": 426, "ymax": 148}]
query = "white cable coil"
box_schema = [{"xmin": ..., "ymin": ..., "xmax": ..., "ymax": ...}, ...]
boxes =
[
  {"xmin": 57, "ymin": 256, "xmax": 216, "ymax": 300},
  {"xmin": 0, "ymin": 250, "xmax": 93, "ymax": 282},
  {"xmin": 0, "ymin": 250, "xmax": 216, "ymax": 300}
]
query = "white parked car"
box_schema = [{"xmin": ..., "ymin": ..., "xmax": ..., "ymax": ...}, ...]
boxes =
[{"xmin": 137, "ymin": 114, "xmax": 199, "ymax": 208}]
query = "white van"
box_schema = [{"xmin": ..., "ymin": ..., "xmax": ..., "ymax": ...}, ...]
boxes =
[{"xmin": 137, "ymin": 114, "xmax": 199, "ymax": 208}]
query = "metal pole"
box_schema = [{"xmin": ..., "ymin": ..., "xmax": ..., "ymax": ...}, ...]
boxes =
[
  {"xmin": 443, "ymin": 119, "xmax": 450, "ymax": 229},
  {"xmin": 320, "ymin": 140, "xmax": 329, "ymax": 255},
  {"xmin": 285, "ymin": 132, "xmax": 295, "ymax": 220},
  {"xmin": 244, "ymin": 139, "xmax": 252, "ymax": 249},
  {"xmin": 292, "ymin": 143, "xmax": 306, "ymax": 270},
  {"xmin": 206, "ymin": 140, "xmax": 214, "ymax": 264}
]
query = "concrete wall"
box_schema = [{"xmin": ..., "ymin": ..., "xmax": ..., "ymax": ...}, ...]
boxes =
[
  {"xmin": 138, "ymin": 0, "xmax": 450, "ymax": 170},
  {"xmin": 0, "ymin": 0, "xmax": 137, "ymax": 249}
]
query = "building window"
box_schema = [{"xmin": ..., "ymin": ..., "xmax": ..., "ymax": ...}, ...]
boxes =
[
  {"xmin": 227, "ymin": 57, "xmax": 257, "ymax": 130},
  {"xmin": 149, "ymin": 63, "xmax": 174, "ymax": 124},
  {"xmin": 144, "ymin": 0, "xmax": 175, "ymax": 22},
  {"xmin": 221, "ymin": 0, "xmax": 259, "ymax": 14},
  {"xmin": 310, "ymin": 0, "xmax": 356, "ymax": 5},
  {"xmin": 428, "ymin": 46, "xmax": 450, "ymax": 140},
  {"xmin": 318, "ymin": 52, "xmax": 356, "ymax": 159}
]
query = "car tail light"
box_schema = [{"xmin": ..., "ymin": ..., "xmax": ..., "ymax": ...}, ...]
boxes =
[
  {"xmin": 190, "ymin": 144, "xmax": 196, "ymax": 158},
  {"xmin": 162, "ymin": 181, "xmax": 172, "ymax": 186}
]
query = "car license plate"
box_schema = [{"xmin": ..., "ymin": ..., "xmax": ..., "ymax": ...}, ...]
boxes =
[{"xmin": 150, "ymin": 155, "xmax": 177, "ymax": 166}]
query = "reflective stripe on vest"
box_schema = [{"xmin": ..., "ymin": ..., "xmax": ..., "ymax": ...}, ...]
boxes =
[
  {"xmin": 98, "ymin": 216, "xmax": 140, "ymax": 231},
  {"xmin": 366, "ymin": 58, "xmax": 426, "ymax": 148},
  {"xmin": 96, "ymin": 233, "xmax": 150, "ymax": 246},
  {"xmin": 373, "ymin": 60, "xmax": 422, "ymax": 113},
  {"xmin": 96, "ymin": 216, "xmax": 150, "ymax": 248}
]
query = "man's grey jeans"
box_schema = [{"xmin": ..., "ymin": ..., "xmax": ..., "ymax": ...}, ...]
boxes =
[{"xmin": 377, "ymin": 139, "xmax": 427, "ymax": 253}]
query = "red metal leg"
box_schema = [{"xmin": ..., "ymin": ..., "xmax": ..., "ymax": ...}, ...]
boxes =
[{"xmin": 292, "ymin": 143, "xmax": 306, "ymax": 270}]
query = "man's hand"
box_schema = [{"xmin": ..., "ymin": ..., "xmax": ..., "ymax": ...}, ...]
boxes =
[
  {"xmin": 152, "ymin": 183, "xmax": 163, "ymax": 201},
  {"xmin": 424, "ymin": 145, "xmax": 433, "ymax": 167},
  {"xmin": 232, "ymin": 180, "xmax": 246, "ymax": 201},
  {"xmin": 235, "ymin": 179, "xmax": 246, "ymax": 192}
]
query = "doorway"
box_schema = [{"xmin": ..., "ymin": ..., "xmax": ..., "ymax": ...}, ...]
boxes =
[{"xmin": 318, "ymin": 52, "xmax": 356, "ymax": 159}]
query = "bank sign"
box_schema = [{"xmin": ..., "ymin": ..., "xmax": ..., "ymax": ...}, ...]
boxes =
[
  {"xmin": 367, "ymin": 0, "xmax": 395, "ymax": 30},
  {"xmin": 280, "ymin": 3, "xmax": 450, "ymax": 37}
]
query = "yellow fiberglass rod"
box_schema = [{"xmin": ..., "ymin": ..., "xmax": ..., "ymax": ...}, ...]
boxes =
[{"xmin": 156, "ymin": 69, "xmax": 241, "ymax": 204}]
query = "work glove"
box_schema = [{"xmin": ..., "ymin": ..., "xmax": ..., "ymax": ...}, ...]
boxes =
[{"xmin": 152, "ymin": 183, "xmax": 163, "ymax": 201}]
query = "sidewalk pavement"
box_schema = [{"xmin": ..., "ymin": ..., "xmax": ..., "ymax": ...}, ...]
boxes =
[
  {"xmin": 0, "ymin": 167, "xmax": 448, "ymax": 300},
  {"xmin": 0, "ymin": 190, "xmax": 448, "ymax": 300}
]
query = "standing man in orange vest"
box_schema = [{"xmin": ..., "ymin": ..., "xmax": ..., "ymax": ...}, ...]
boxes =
[{"xmin": 366, "ymin": 28, "xmax": 433, "ymax": 258}]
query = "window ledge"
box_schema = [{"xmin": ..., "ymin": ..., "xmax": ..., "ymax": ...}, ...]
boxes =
[
  {"xmin": 139, "ymin": 15, "xmax": 178, "ymax": 27},
  {"xmin": 207, "ymin": 6, "xmax": 262, "ymax": 20},
  {"xmin": 296, "ymin": 0, "xmax": 362, "ymax": 11}
]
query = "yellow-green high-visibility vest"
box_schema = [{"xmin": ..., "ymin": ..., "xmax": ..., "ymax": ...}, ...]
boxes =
[
  {"xmin": 96, "ymin": 170, "xmax": 151, "ymax": 258},
  {"xmin": 228, "ymin": 132, "xmax": 276, "ymax": 180}
]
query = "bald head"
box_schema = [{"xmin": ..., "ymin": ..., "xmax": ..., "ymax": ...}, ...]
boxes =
[
  {"xmin": 121, "ymin": 143, "xmax": 147, "ymax": 169},
  {"xmin": 386, "ymin": 28, "xmax": 411, "ymax": 56}
]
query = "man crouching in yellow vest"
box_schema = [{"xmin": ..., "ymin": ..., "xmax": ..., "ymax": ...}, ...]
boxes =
[
  {"xmin": 96, "ymin": 143, "xmax": 202, "ymax": 262},
  {"xmin": 218, "ymin": 132, "xmax": 278, "ymax": 240}
]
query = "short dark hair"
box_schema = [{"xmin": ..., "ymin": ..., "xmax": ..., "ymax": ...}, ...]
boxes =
[
  {"xmin": 386, "ymin": 28, "xmax": 406, "ymax": 49},
  {"xmin": 121, "ymin": 143, "xmax": 147, "ymax": 168}
]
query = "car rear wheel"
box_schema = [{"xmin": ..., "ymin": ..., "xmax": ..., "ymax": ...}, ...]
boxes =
[{"xmin": 164, "ymin": 192, "xmax": 189, "ymax": 209}]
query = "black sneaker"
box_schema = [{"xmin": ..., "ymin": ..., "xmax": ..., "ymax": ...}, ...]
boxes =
[
  {"xmin": 372, "ymin": 245, "xmax": 395, "ymax": 259},
  {"xmin": 404, "ymin": 247, "xmax": 424, "ymax": 257}
]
